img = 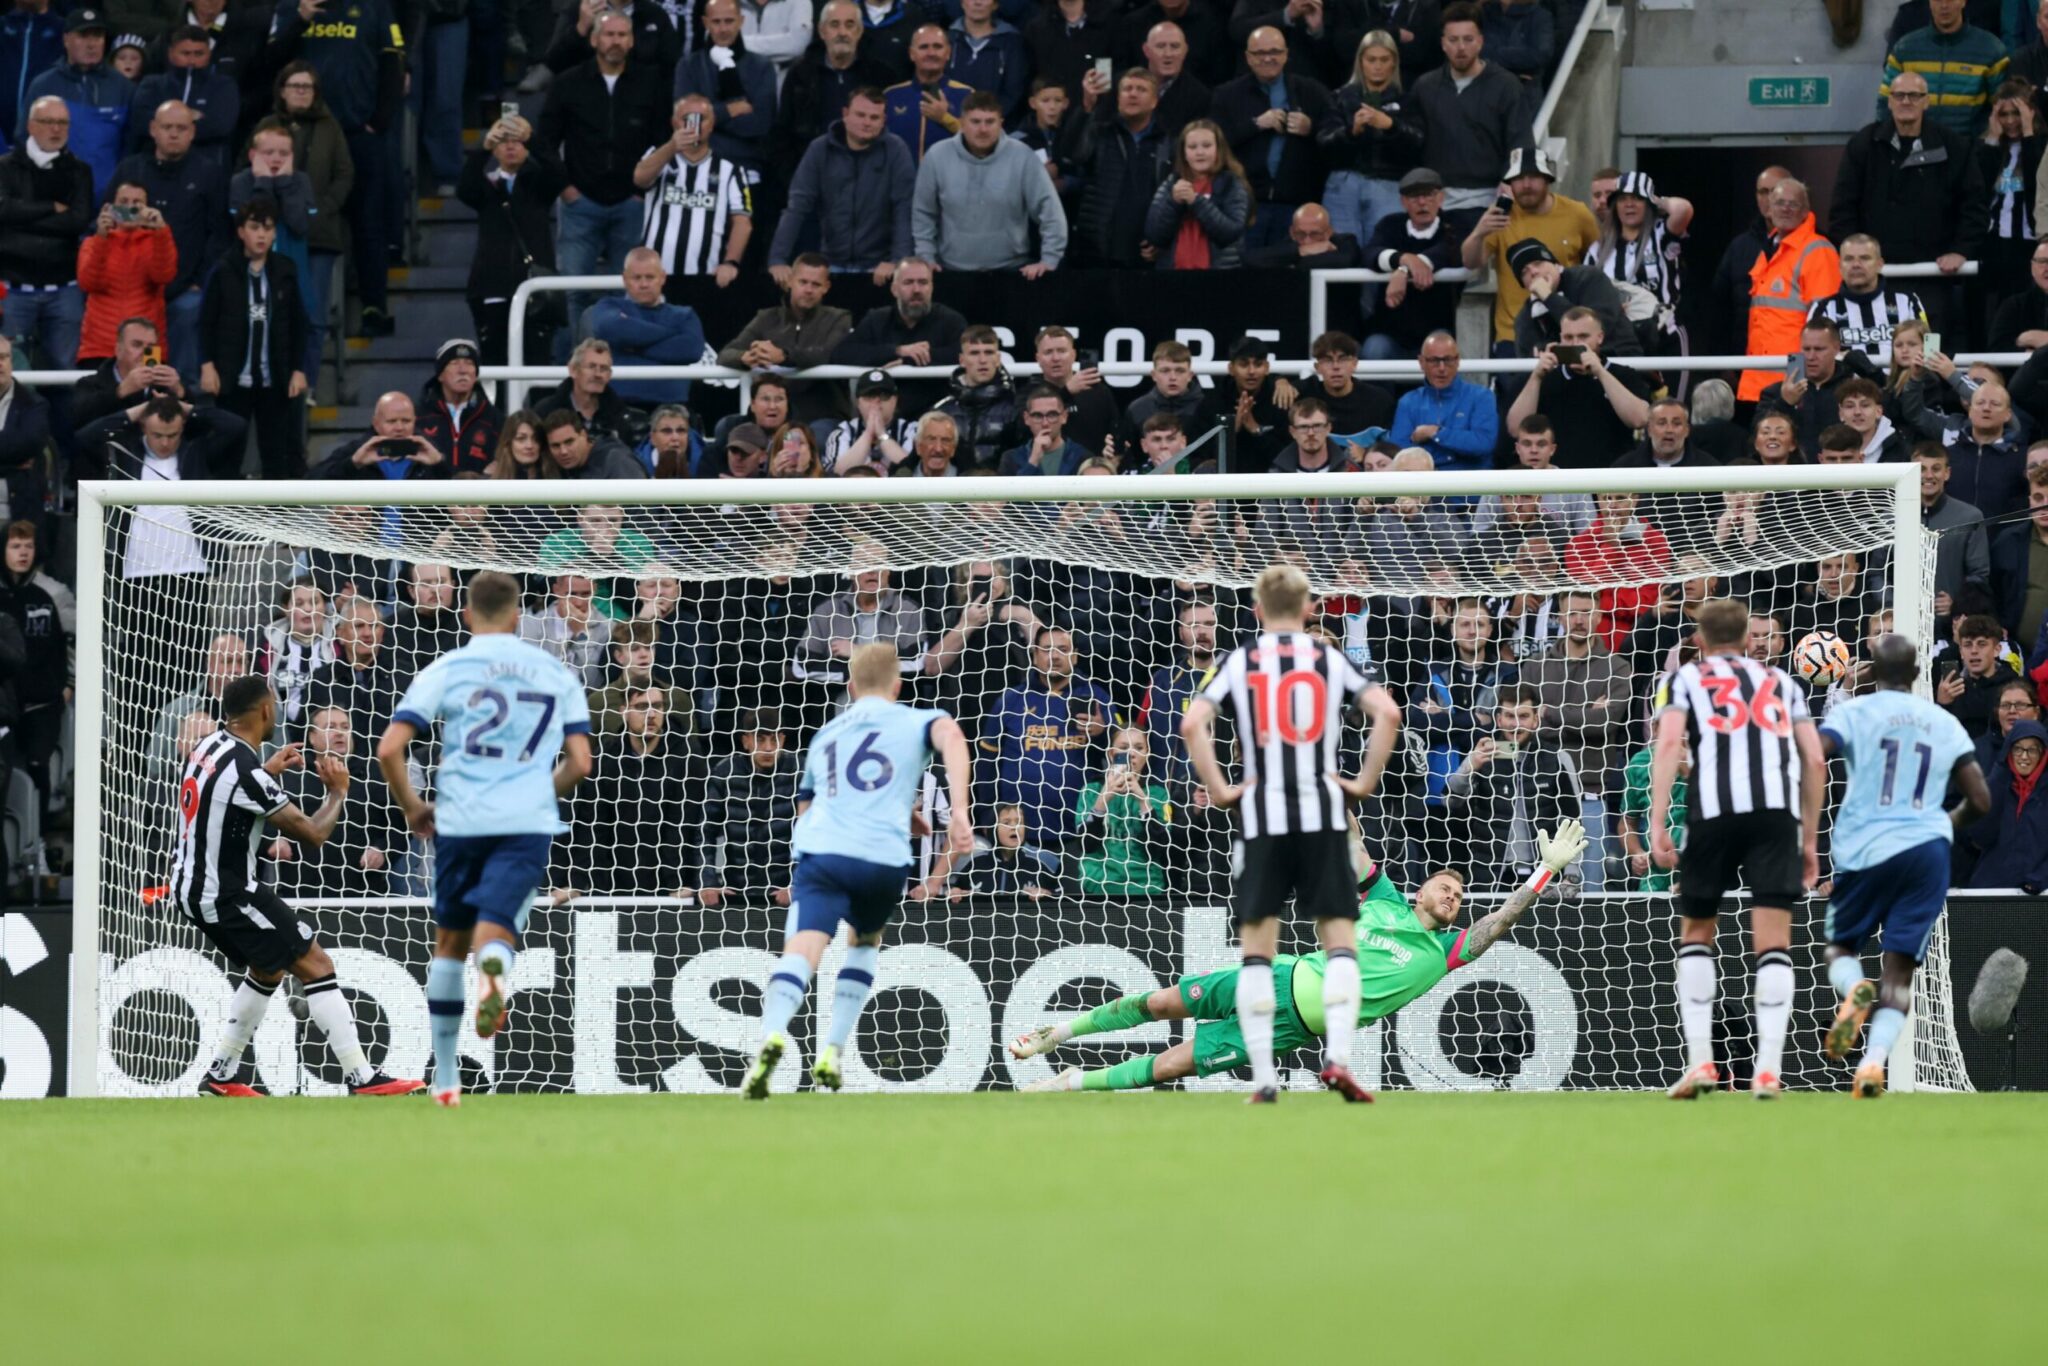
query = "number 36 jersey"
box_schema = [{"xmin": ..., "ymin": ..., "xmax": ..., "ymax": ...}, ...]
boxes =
[
  {"xmin": 1654, "ymin": 653, "xmax": 1812, "ymax": 824},
  {"xmin": 391, "ymin": 634, "xmax": 592, "ymax": 837},
  {"xmin": 794, "ymin": 696, "xmax": 944, "ymax": 868}
]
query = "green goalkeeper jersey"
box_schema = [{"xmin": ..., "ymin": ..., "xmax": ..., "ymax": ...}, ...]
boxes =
[{"xmin": 1292, "ymin": 867, "xmax": 1466, "ymax": 1036}]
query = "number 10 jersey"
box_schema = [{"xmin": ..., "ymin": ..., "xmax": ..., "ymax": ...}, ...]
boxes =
[{"xmin": 1199, "ymin": 631, "xmax": 1374, "ymax": 839}]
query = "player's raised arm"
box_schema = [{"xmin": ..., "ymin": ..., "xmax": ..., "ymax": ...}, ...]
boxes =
[
  {"xmin": 375, "ymin": 719, "xmax": 434, "ymax": 838},
  {"xmin": 1336, "ymin": 684, "xmax": 1403, "ymax": 801},
  {"xmin": 932, "ymin": 714, "xmax": 975, "ymax": 855},
  {"xmin": 267, "ymin": 753, "xmax": 352, "ymax": 850},
  {"xmin": 1458, "ymin": 819, "xmax": 1587, "ymax": 962},
  {"xmin": 1179, "ymin": 696, "xmax": 1240, "ymax": 809},
  {"xmin": 1648, "ymin": 708, "xmax": 1687, "ymax": 870}
]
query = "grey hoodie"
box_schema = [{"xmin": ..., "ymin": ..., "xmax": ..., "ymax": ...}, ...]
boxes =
[{"xmin": 912, "ymin": 132, "xmax": 1068, "ymax": 272}]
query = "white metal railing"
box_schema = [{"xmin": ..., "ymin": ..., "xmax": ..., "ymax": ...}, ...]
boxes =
[
  {"xmin": 1305, "ymin": 268, "xmax": 1476, "ymax": 345},
  {"xmin": 1881, "ymin": 261, "xmax": 1982, "ymax": 278},
  {"xmin": 1535, "ymin": 0, "xmax": 1609, "ymax": 145}
]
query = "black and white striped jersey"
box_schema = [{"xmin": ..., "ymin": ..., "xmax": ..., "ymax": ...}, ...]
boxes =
[
  {"xmin": 1807, "ymin": 288, "xmax": 1927, "ymax": 364},
  {"xmin": 170, "ymin": 729, "xmax": 289, "ymax": 921},
  {"xmin": 639, "ymin": 150, "xmax": 751, "ymax": 277},
  {"xmin": 1197, "ymin": 631, "xmax": 1375, "ymax": 838},
  {"xmin": 1654, "ymin": 654, "xmax": 1813, "ymax": 823},
  {"xmin": 1587, "ymin": 217, "xmax": 1684, "ymax": 317}
]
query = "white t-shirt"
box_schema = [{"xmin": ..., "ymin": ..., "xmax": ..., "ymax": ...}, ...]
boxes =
[{"xmin": 124, "ymin": 452, "xmax": 208, "ymax": 580}]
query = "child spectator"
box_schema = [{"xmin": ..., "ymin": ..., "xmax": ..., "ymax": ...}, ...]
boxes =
[
  {"xmin": 1142, "ymin": 119, "xmax": 1251, "ymax": 270},
  {"xmin": 952, "ymin": 802, "xmax": 1062, "ymax": 899},
  {"xmin": 1939, "ymin": 613, "xmax": 2023, "ymax": 738},
  {"xmin": 698, "ymin": 706, "xmax": 801, "ymax": 907},
  {"xmin": 200, "ymin": 197, "xmax": 309, "ymax": 479},
  {"xmin": 1619, "ymin": 740, "xmax": 1686, "ymax": 892}
]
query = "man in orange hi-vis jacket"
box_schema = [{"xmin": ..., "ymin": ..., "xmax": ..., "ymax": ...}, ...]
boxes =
[{"xmin": 1739, "ymin": 177, "xmax": 1842, "ymax": 403}]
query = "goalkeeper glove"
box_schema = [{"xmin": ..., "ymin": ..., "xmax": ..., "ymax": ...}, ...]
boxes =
[{"xmin": 1537, "ymin": 818, "xmax": 1589, "ymax": 878}]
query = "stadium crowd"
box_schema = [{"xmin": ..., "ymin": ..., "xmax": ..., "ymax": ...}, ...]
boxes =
[{"xmin": 9, "ymin": 0, "xmax": 2048, "ymax": 901}]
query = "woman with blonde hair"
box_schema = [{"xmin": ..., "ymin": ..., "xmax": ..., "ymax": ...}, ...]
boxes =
[
  {"xmin": 1143, "ymin": 120, "xmax": 1252, "ymax": 270},
  {"xmin": 1314, "ymin": 31, "xmax": 1422, "ymax": 244}
]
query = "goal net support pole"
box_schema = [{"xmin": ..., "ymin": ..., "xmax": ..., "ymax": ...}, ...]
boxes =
[{"xmin": 71, "ymin": 465, "xmax": 1954, "ymax": 1096}]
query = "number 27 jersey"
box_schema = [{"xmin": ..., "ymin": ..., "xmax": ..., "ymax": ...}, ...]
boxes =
[
  {"xmin": 1655, "ymin": 653, "xmax": 1811, "ymax": 823},
  {"xmin": 390, "ymin": 633, "xmax": 592, "ymax": 838},
  {"xmin": 793, "ymin": 695, "xmax": 943, "ymax": 867}
]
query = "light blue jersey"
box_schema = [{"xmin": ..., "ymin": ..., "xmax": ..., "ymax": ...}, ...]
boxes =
[
  {"xmin": 391, "ymin": 633, "xmax": 592, "ymax": 838},
  {"xmin": 792, "ymin": 696, "xmax": 944, "ymax": 867},
  {"xmin": 1819, "ymin": 690, "xmax": 1975, "ymax": 871}
]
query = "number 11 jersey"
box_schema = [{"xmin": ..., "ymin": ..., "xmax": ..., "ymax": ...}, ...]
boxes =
[
  {"xmin": 390, "ymin": 633, "xmax": 592, "ymax": 837},
  {"xmin": 1199, "ymin": 631, "xmax": 1373, "ymax": 838},
  {"xmin": 1655, "ymin": 653, "xmax": 1812, "ymax": 824},
  {"xmin": 1818, "ymin": 691, "xmax": 1973, "ymax": 871},
  {"xmin": 793, "ymin": 695, "xmax": 945, "ymax": 867}
]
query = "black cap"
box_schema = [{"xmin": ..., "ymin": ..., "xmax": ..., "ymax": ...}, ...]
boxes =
[
  {"xmin": 1505, "ymin": 237, "xmax": 1558, "ymax": 279},
  {"xmin": 1397, "ymin": 167, "xmax": 1443, "ymax": 194},
  {"xmin": 855, "ymin": 368, "xmax": 898, "ymax": 398},
  {"xmin": 66, "ymin": 7, "xmax": 109, "ymax": 33},
  {"xmin": 434, "ymin": 338, "xmax": 480, "ymax": 377},
  {"xmin": 1229, "ymin": 335, "xmax": 1271, "ymax": 362}
]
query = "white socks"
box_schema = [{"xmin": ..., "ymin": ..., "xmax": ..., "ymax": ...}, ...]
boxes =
[
  {"xmin": 303, "ymin": 974, "xmax": 373, "ymax": 1086},
  {"xmin": 1753, "ymin": 950, "xmax": 1795, "ymax": 1079},
  {"xmin": 1322, "ymin": 950, "xmax": 1360, "ymax": 1071},
  {"xmin": 1237, "ymin": 958, "xmax": 1277, "ymax": 1090},
  {"xmin": 1675, "ymin": 944, "xmax": 1717, "ymax": 1069},
  {"xmin": 208, "ymin": 973, "xmax": 277, "ymax": 1078}
]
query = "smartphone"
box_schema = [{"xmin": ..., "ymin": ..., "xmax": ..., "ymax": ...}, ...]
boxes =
[
  {"xmin": 1552, "ymin": 344, "xmax": 1585, "ymax": 367},
  {"xmin": 685, "ymin": 111, "xmax": 702, "ymax": 136},
  {"xmin": 1109, "ymin": 751, "xmax": 1130, "ymax": 769},
  {"xmin": 499, "ymin": 99, "xmax": 519, "ymax": 122},
  {"xmin": 1925, "ymin": 331, "xmax": 1943, "ymax": 356},
  {"xmin": 1785, "ymin": 352, "xmax": 1806, "ymax": 384},
  {"xmin": 142, "ymin": 343, "xmax": 163, "ymax": 368},
  {"xmin": 1492, "ymin": 193, "xmax": 1513, "ymax": 217},
  {"xmin": 378, "ymin": 438, "xmax": 415, "ymax": 459},
  {"xmin": 1094, "ymin": 56, "xmax": 1113, "ymax": 83},
  {"xmin": 1077, "ymin": 348, "xmax": 1100, "ymax": 370},
  {"xmin": 1494, "ymin": 739, "xmax": 1520, "ymax": 760},
  {"xmin": 112, "ymin": 204, "xmax": 139, "ymax": 224}
]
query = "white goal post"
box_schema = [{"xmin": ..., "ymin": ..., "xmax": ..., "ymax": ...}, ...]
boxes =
[{"xmin": 71, "ymin": 464, "xmax": 1966, "ymax": 1097}]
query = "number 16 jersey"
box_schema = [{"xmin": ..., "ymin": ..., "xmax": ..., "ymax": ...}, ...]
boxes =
[
  {"xmin": 1654, "ymin": 653, "xmax": 1812, "ymax": 824},
  {"xmin": 793, "ymin": 695, "xmax": 945, "ymax": 867},
  {"xmin": 390, "ymin": 633, "xmax": 592, "ymax": 837},
  {"xmin": 1199, "ymin": 631, "xmax": 1373, "ymax": 838}
]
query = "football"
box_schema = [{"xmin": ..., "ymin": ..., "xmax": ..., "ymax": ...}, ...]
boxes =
[{"xmin": 1793, "ymin": 630, "xmax": 1853, "ymax": 685}]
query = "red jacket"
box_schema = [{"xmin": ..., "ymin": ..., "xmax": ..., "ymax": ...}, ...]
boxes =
[
  {"xmin": 77, "ymin": 226, "xmax": 178, "ymax": 362},
  {"xmin": 1564, "ymin": 519, "xmax": 1673, "ymax": 648}
]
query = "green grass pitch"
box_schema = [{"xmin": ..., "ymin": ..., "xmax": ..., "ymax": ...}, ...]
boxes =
[{"xmin": 4, "ymin": 1092, "xmax": 2045, "ymax": 1364}]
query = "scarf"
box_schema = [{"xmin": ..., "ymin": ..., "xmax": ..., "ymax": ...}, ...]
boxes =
[
  {"xmin": 2012, "ymin": 751, "xmax": 2042, "ymax": 813},
  {"xmin": 24, "ymin": 139, "xmax": 58, "ymax": 169},
  {"xmin": 1172, "ymin": 175, "xmax": 1213, "ymax": 271}
]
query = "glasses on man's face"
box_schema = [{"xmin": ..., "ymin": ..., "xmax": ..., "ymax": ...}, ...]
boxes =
[
  {"xmin": 1889, "ymin": 90, "xmax": 1929, "ymax": 102},
  {"xmin": 1024, "ymin": 409, "xmax": 1062, "ymax": 421},
  {"xmin": 1291, "ymin": 421, "xmax": 1329, "ymax": 433},
  {"xmin": 1421, "ymin": 355, "xmax": 1457, "ymax": 366},
  {"xmin": 1248, "ymin": 47, "xmax": 1285, "ymax": 58}
]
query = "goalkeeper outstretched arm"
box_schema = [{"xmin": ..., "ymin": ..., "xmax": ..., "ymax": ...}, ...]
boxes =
[{"xmin": 1011, "ymin": 820, "xmax": 1588, "ymax": 1092}]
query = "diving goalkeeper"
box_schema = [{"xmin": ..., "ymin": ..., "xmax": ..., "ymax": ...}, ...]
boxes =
[{"xmin": 1010, "ymin": 819, "xmax": 1587, "ymax": 1093}]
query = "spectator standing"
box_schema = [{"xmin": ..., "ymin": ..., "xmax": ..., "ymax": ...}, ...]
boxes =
[
  {"xmin": 779, "ymin": 3, "xmax": 888, "ymax": 154},
  {"xmin": 539, "ymin": 503, "xmax": 660, "ymax": 622},
  {"xmin": 518, "ymin": 572, "xmax": 614, "ymax": 686},
  {"xmin": 165, "ymin": 0, "xmax": 267, "ymax": 88},
  {"xmin": 769, "ymin": 86, "xmax": 915, "ymax": 279},
  {"xmin": 583, "ymin": 248, "xmax": 707, "ymax": 409},
  {"xmin": 1219, "ymin": 335, "xmax": 1293, "ymax": 472},
  {"xmin": 1389, "ymin": 330, "xmax": 1496, "ymax": 470},
  {"xmin": 1031, "ymin": 325, "xmax": 1121, "ymax": 454},
  {"xmin": 1756, "ymin": 318, "xmax": 1884, "ymax": 454},
  {"xmin": 75, "ymin": 179, "xmax": 176, "ymax": 365},
  {"xmin": 0, "ymin": 1, "xmax": 64, "ymax": 151},
  {"xmin": 566, "ymin": 684, "xmax": 697, "ymax": 896},
  {"xmin": 1119, "ymin": 0, "xmax": 1229, "ymax": 88},
  {"xmin": 0, "ymin": 96, "xmax": 91, "ymax": 368},
  {"xmin": 199, "ymin": 198, "xmax": 309, "ymax": 478},
  {"xmin": 1362, "ymin": 0, "xmax": 1443, "ymax": 87},
  {"xmin": 1737, "ymin": 178, "xmax": 1843, "ymax": 404},
  {"xmin": 1978, "ymin": 77, "xmax": 2041, "ymax": 325},
  {"xmin": 0, "ymin": 518, "xmax": 66, "ymax": 822},
  {"xmin": 1074, "ymin": 726, "xmax": 1172, "ymax": 896},
  {"xmin": 912, "ymin": 92, "xmax": 1068, "ymax": 274},
  {"xmin": 1137, "ymin": 596, "xmax": 1217, "ymax": 782},
  {"xmin": 1618, "ymin": 736, "xmax": 1685, "ymax": 893},
  {"xmin": 1297, "ymin": 328, "xmax": 1395, "ymax": 438},
  {"xmin": 831, "ymin": 255, "xmax": 964, "ymax": 412},
  {"xmin": 0, "ymin": 338, "xmax": 51, "ymax": 523},
  {"xmin": 302, "ymin": 597, "xmax": 398, "ymax": 754},
  {"xmin": 634, "ymin": 95, "xmax": 754, "ymax": 291},
  {"xmin": 1583, "ymin": 171, "xmax": 1692, "ymax": 356},
  {"xmin": 1023, "ymin": 0, "xmax": 1114, "ymax": 105},
  {"xmin": 1992, "ymin": 467, "xmax": 2048, "ymax": 644},
  {"xmin": 1479, "ymin": 0, "xmax": 1550, "ymax": 98},
  {"xmin": 1318, "ymin": 29, "xmax": 1424, "ymax": 246},
  {"xmin": 267, "ymin": 703, "xmax": 401, "ymax": 897},
  {"xmin": 984, "ymin": 625, "xmax": 1116, "ymax": 846},
  {"xmin": 883, "ymin": 23, "xmax": 970, "ymax": 159},
  {"xmin": 24, "ymin": 8, "xmax": 132, "ymax": 199},
  {"xmin": 1212, "ymin": 25, "xmax": 1332, "ymax": 251},
  {"xmin": 69, "ymin": 315, "xmax": 181, "ymax": 428},
  {"xmin": 1988, "ymin": 237, "xmax": 2048, "ymax": 354},
  {"xmin": 1135, "ymin": 20, "xmax": 1209, "ymax": 140},
  {"xmin": 1705, "ymin": 164, "xmax": 1789, "ymax": 359},
  {"xmin": 230, "ymin": 120, "xmax": 321, "ymax": 378},
  {"xmin": 128, "ymin": 25, "xmax": 236, "ymax": 169},
  {"xmin": 1142, "ymin": 117, "xmax": 1251, "ymax": 269},
  {"xmin": 1462, "ymin": 144, "xmax": 1598, "ymax": 354},
  {"xmin": 716, "ymin": 254, "xmax": 854, "ymax": 424},
  {"xmin": 1882, "ymin": 0, "xmax": 2008, "ymax": 137},
  {"xmin": 737, "ymin": 0, "xmax": 813, "ymax": 80},
  {"xmin": 1918, "ymin": 442, "xmax": 1993, "ymax": 620},
  {"xmin": 1563, "ymin": 491, "xmax": 1672, "ymax": 649},
  {"xmin": 1961, "ymin": 719, "xmax": 2048, "ymax": 890},
  {"xmin": 673, "ymin": 0, "xmax": 777, "ymax": 179},
  {"xmin": 458, "ymin": 115, "xmax": 566, "ymax": 367},
  {"xmin": 270, "ymin": 64, "xmax": 353, "ymax": 362},
  {"xmin": 1808, "ymin": 233, "xmax": 1928, "ymax": 368},
  {"xmin": 1242, "ymin": 199, "xmax": 1361, "ymax": 267},
  {"xmin": 1072, "ymin": 67, "xmax": 1171, "ymax": 268},
  {"xmin": 860, "ymin": 0, "xmax": 923, "ymax": 84},
  {"xmin": 1359, "ymin": 167, "xmax": 1460, "ymax": 361},
  {"xmin": 1010, "ymin": 76, "xmax": 1082, "ymax": 210},
  {"xmin": 1410, "ymin": 2, "xmax": 1529, "ymax": 233},
  {"xmin": 1831, "ymin": 70, "xmax": 1983, "ymax": 334},
  {"xmin": 387, "ymin": 562, "xmax": 465, "ymax": 690},
  {"xmin": 113, "ymin": 99, "xmax": 223, "ymax": 386},
  {"xmin": 697, "ymin": 707, "xmax": 801, "ymax": 907},
  {"xmin": 540, "ymin": 8, "xmax": 668, "ymax": 329},
  {"xmin": 1117, "ymin": 338, "xmax": 1218, "ymax": 456},
  {"xmin": 545, "ymin": 0, "xmax": 682, "ymax": 78},
  {"xmin": 1504, "ymin": 307, "xmax": 1653, "ymax": 468},
  {"xmin": 1518, "ymin": 588, "xmax": 1633, "ymax": 890},
  {"xmin": 1940, "ymin": 613, "xmax": 2022, "ymax": 739},
  {"xmin": 1442, "ymin": 683, "xmax": 1584, "ymax": 892},
  {"xmin": 412, "ymin": 338, "xmax": 499, "ymax": 476},
  {"xmin": 266, "ymin": 0, "xmax": 404, "ymax": 336},
  {"xmin": 533, "ymin": 338, "xmax": 653, "ymax": 453},
  {"xmin": 1939, "ymin": 381, "xmax": 2028, "ymax": 522}
]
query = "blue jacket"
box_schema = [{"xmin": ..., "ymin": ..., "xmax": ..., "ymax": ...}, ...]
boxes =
[
  {"xmin": 1966, "ymin": 719, "xmax": 2048, "ymax": 891},
  {"xmin": 1390, "ymin": 377, "xmax": 1498, "ymax": 472},
  {"xmin": 947, "ymin": 19, "xmax": 1029, "ymax": 118},
  {"xmin": 768, "ymin": 121, "xmax": 915, "ymax": 270},
  {"xmin": 0, "ymin": 10, "xmax": 63, "ymax": 148},
  {"xmin": 583, "ymin": 297, "xmax": 707, "ymax": 405},
  {"xmin": 982, "ymin": 675, "xmax": 1117, "ymax": 845},
  {"xmin": 884, "ymin": 77, "xmax": 972, "ymax": 161},
  {"xmin": 998, "ymin": 437, "xmax": 1087, "ymax": 476},
  {"xmin": 673, "ymin": 48, "xmax": 777, "ymax": 169},
  {"xmin": 130, "ymin": 67, "xmax": 241, "ymax": 165},
  {"xmin": 22, "ymin": 62, "xmax": 133, "ymax": 200}
]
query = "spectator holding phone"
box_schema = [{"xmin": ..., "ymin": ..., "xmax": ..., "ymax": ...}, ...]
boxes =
[
  {"xmin": 1940, "ymin": 613, "xmax": 2023, "ymax": 739},
  {"xmin": 313, "ymin": 390, "xmax": 448, "ymax": 480},
  {"xmin": 1443, "ymin": 683, "xmax": 1586, "ymax": 892},
  {"xmin": 1074, "ymin": 726, "xmax": 1172, "ymax": 896},
  {"xmin": 75, "ymin": 178, "xmax": 176, "ymax": 366}
]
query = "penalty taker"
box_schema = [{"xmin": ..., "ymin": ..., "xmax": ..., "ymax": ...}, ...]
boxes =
[{"xmin": 1012, "ymin": 820, "xmax": 1587, "ymax": 1092}]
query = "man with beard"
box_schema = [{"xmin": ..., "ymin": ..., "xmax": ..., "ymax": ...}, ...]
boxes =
[
  {"xmin": 267, "ymin": 703, "xmax": 404, "ymax": 897},
  {"xmin": 830, "ymin": 256, "xmax": 964, "ymax": 413},
  {"xmin": 564, "ymin": 684, "xmax": 697, "ymax": 896}
]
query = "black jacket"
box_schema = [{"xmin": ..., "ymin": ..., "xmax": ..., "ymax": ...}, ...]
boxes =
[
  {"xmin": 111, "ymin": 150, "xmax": 228, "ymax": 300},
  {"xmin": 1410, "ymin": 57, "xmax": 1529, "ymax": 191},
  {"xmin": 76, "ymin": 404, "xmax": 247, "ymax": 482},
  {"xmin": 1360, "ymin": 214, "xmax": 1462, "ymax": 347},
  {"xmin": 1991, "ymin": 521, "xmax": 2048, "ymax": 637},
  {"xmin": 830, "ymin": 300, "xmax": 967, "ymax": 413},
  {"xmin": 542, "ymin": 2, "xmax": 682, "ymax": 77},
  {"xmin": 1118, "ymin": 0, "xmax": 1233, "ymax": 87},
  {"xmin": 0, "ymin": 565, "xmax": 67, "ymax": 706},
  {"xmin": 1070, "ymin": 108, "xmax": 1173, "ymax": 266},
  {"xmin": 1443, "ymin": 736, "xmax": 1583, "ymax": 890},
  {"xmin": 1755, "ymin": 350, "xmax": 1886, "ymax": 454},
  {"xmin": 0, "ymin": 382, "xmax": 51, "ymax": 478},
  {"xmin": 531, "ymin": 379, "xmax": 651, "ymax": 454},
  {"xmin": 1212, "ymin": 71, "xmax": 1334, "ymax": 204},
  {"xmin": 536, "ymin": 58, "xmax": 672, "ymax": 204},
  {"xmin": 199, "ymin": 253, "xmax": 310, "ymax": 389},
  {"xmin": 0, "ymin": 145, "xmax": 93, "ymax": 287},
  {"xmin": 1513, "ymin": 264, "xmax": 1646, "ymax": 358},
  {"xmin": 1359, "ymin": 0, "xmax": 1442, "ymax": 86},
  {"xmin": 777, "ymin": 48, "xmax": 891, "ymax": 158},
  {"xmin": 1022, "ymin": 5, "xmax": 1117, "ymax": 102},
  {"xmin": 455, "ymin": 148, "xmax": 567, "ymax": 305},
  {"xmin": 1989, "ymin": 283, "xmax": 2048, "ymax": 352},
  {"xmin": 1242, "ymin": 237, "xmax": 1362, "ymax": 268},
  {"xmin": 1828, "ymin": 118, "xmax": 1986, "ymax": 266},
  {"xmin": 1316, "ymin": 84, "xmax": 1425, "ymax": 180},
  {"xmin": 936, "ymin": 367, "xmax": 1023, "ymax": 469},
  {"xmin": 565, "ymin": 732, "xmax": 699, "ymax": 895},
  {"xmin": 1152, "ymin": 73, "xmax": 1213, "ymax": 142}
]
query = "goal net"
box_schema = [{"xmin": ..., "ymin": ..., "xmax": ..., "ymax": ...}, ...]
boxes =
[{"xmin": 74, "ymin": 467, "xmax": 1968, "ymax": 1097}]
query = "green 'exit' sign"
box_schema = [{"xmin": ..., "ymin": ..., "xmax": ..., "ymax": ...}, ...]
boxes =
[{"xmin": 1748, "ymin": 76, "xmax": 1831, "ymax": 108}]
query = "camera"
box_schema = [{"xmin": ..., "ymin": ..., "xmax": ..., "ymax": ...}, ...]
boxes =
[
  {"xmin": 378, "ymin": 438, "xmax": 416, "ymax": 459},
  {"xmin": 112, "ymin": 204, "xmax": 139, "ymax": 225},
  {"xmin": 1552, "ymin": 344, "xmax": 1585, "ymax": 367}
]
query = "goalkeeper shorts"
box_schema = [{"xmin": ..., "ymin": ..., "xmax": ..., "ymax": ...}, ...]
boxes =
[{"xmin": 1180, "ymin": 960, "xmax": 1315, "ymax": 1077}]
